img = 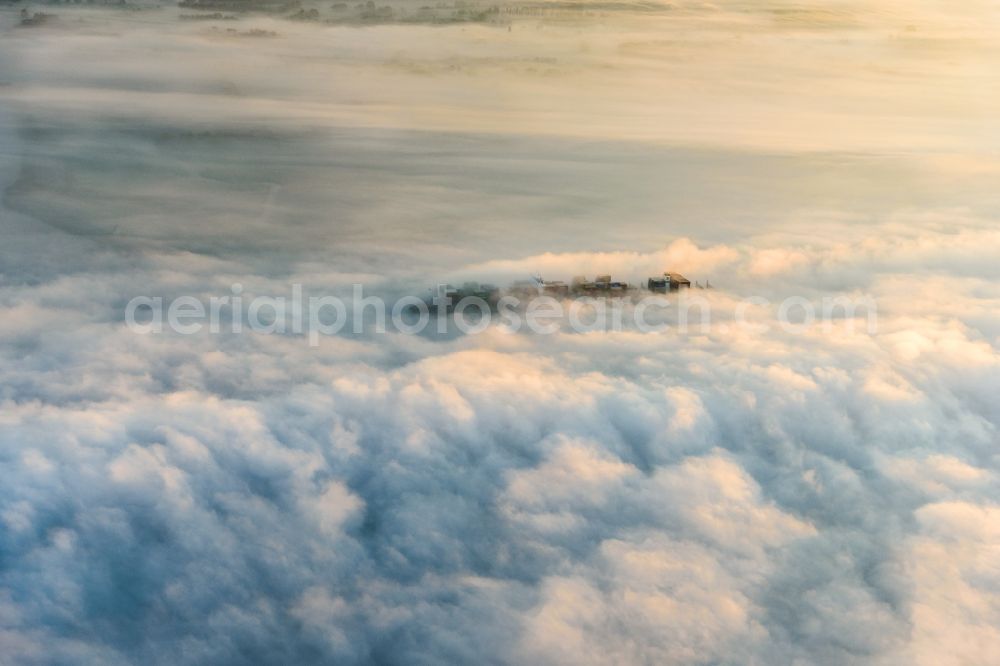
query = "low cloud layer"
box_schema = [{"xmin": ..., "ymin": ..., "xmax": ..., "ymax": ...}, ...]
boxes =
[{"xmin": 2, "ymin": 2, "xmax": 1000, "ymax": 664}]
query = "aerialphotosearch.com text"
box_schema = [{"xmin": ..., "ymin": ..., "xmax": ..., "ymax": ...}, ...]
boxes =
[{"xmin": 124, "ymin": 283, "xmax": 878, "ymax": 346}]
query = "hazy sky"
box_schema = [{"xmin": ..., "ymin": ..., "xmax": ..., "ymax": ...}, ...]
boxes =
[{"xmin": 2, "ymin": 2, "xmax": 999, "ymax": 664}]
